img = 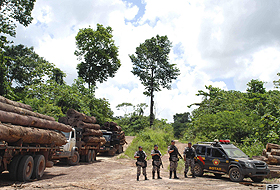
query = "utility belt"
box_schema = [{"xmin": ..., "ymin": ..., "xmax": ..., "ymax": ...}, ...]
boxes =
[
  {"xmin": 169, "ymin": 156, "xmax": 179, "ymax": 162},
  {"xmin": 136, "ymin": 160, "xmax": 147, "ymax": 168}
]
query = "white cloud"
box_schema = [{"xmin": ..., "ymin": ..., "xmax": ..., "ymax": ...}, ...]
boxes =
[{"xmin": 11, "ymin": 0, "xmax": 280, "ymax": 122}]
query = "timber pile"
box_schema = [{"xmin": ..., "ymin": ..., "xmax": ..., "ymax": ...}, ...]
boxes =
[
  {"xmin": 0, "ymin": 96, "xmax": 70, "ymax": 146},
  {"xmin": 58, "ymin": 109, "xmax": 106, "ymax": 146},
  {"xmin": 102, "ymin": 122, "xmax": 126, "ymax": 145},
  {"xmin": 262, "ymin": 143, "xmax": 280, "ymax": 165}
]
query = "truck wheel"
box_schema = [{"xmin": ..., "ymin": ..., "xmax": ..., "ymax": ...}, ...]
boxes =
[
  {"xmin": 229, "ymin": 167, "xmax": 244, "ymax": 182},
  {"xmin": 91, "ymin": 150, "xmax": 96, "ymax": 161},
  {"xmin": 250, "ymin": 176, "xmax": 264, "ymax": 182},
  {"xmin": 9, "ymin": 155, "xmax": 23, "ymax": 181},
  {"xmin": 32, "ymin": 155, "xmax": 45, "ymax": 179},
  {"xmin": 67, "ymin": 152, "xmax": 80, "ymax": 166},
  {"xmin": 86, "ymin": 150, "xmax": 92, "ymax": 163},
  {"xmin": 194, "ymin": 163, "xmax": 204, "ymax": 177},
  {"xmin": 17, "ymin": 155, "xmax": 34, "ymax": 182}
]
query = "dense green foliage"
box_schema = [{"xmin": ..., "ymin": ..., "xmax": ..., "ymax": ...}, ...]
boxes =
[
  {"xmin": 75, "ymin": 24, "xmax": 121, "ymax": 90},
  {"xmin": 129, "ymin": 35, "xmax": 180, "ymax": 126},
  {"xmin": 175, "ymin": 79, "xmax": 280, "ymax": 156},
  {"xmin": 125, "ymin": 123, "xmax": 174, "ymax": 159}
]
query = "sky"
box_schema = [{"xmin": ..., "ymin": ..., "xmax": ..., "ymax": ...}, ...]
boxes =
[{"xmin": 10, "ymin": 0, "xmax": 280, "ymax": 122}]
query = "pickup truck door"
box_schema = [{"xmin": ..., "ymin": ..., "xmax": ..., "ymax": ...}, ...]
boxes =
[{"xmin": 206, "ymin": 148, "xmax": 228, "ymax": 172}]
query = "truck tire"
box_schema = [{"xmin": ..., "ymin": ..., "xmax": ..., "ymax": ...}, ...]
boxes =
[
  {"xmin": 91, "ymin": 150, "xmax": 96, "ymax": 161},
  {"xmin": 32, "ymin": 155, "xmax": 45, "ymax": 179},
  {"xmin": 194, "ymin": 163, "xmax": 204, "ymax": 177},
  {"xmin": 9, "ymin": 155, "xmax": 23, "ymax": 181},
  {"xmin": 250, "ymin": 176, "xmax": 264, "ymax": 182},
  {"xmin": 229, "ymin": 167, "xmax": 244, "ymax": 182},
  {"xmin": 67, "ymin": 152, "xmax": 80, "ymax": 166},
  {"xmin": 17, "ymin": 155, "xmax": 34, "ymax": 182},
  {"xmin": 86, "ymin": 150, "xmax": 91, "ymax": 163}
]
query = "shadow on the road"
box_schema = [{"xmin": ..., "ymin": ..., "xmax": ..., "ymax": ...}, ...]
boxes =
[{"xmin": 0, "ymin": 172, "xmax": 67, "ymax": 188}]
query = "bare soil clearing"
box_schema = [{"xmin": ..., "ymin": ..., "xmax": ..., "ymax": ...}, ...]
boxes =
[{"xmin": 0, "ymin": 138, "xmax": 278, "ymax": 190}]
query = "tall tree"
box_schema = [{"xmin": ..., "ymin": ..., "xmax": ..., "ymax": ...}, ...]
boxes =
[
  {"xmin": 0, "ymin": 0, "xmax": 36, "ymax": 96},
  {"xmin": 129, "ymin": 35, "xmax": 180, "ymax": 126},
  {"xmin": 74, "ymin": 24, "xmax": 121, "ymax": 91}
]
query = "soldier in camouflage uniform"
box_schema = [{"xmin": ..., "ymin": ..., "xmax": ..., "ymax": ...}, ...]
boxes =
[
  {"xmin": 134, "ymin": 146, "xmax": 148, "ymax": 181},
  {"xmin": 183, "ymin": 142, "xmax": 196, "ymax": 178},
  {"xmin": 168, "ymin": 140, "xmax": 182, "ymax": 179},
  {"xmin": 151, "ymin": 145, "xmax": 162, "ymax": 179}
]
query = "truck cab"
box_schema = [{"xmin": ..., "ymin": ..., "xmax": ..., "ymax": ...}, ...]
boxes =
[{"xmin": 99, "ymin": 130, "xmax": 123, "ymax": 156}]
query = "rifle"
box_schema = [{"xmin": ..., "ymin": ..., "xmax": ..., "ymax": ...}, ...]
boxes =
[
  {"xmin": 173, "ymin": 146, "xmax": 183, "ymax": 159},
  {"xmin": 159, "ymin": 157, "xmax": 163, "ymax": 168}
]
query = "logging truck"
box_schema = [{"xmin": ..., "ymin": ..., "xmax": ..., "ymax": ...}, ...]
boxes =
[
  {"xmin": 99, "ymin": 130, "xmax": 124, "ymax": 156},
  {"xmin": 0, "ymin": 141, "xmax": 58, "ymax": 182},
  {"xmin": 52, "ymin": 127, "xmax": 100, "ymax": 165}
]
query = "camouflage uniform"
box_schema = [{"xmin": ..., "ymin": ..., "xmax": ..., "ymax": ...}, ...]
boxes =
[
  {"xmin": 183, "ymin": 146, "xmax": 196, "ymax": 177},
  {"xmin": 134, "ymin": 150, "xmax": 147, "ymax": 177},
  {"xmin": 168, "ymin": 145, "xmax": 179, "ymax": 172},
  {"xmin": 151, "ymin": 148, "xmax": 162, "ymax": 178}
]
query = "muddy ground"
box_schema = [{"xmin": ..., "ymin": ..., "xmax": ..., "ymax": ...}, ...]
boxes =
[{"xmin": 0, "ymin": 137, "xmax": 279, "ymax": 190}]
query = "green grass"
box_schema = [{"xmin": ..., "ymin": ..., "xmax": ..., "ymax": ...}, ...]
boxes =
[{"xmin": 125, "ymin": 128, "xmax": 173, "ymax": 160}]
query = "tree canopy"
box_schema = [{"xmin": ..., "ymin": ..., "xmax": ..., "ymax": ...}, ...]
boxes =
[
  {"xmin": 129, "ymin": 35, "xmax": 180, "ymax": 126},
  {"xmin": 74, "ymin": 24, "xmax": 121, "ymax": 90}
]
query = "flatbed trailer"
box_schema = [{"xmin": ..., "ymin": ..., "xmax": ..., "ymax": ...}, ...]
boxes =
[{"xmin": 0, "ymin": 141, "xmax": 58, "ymax": 182}]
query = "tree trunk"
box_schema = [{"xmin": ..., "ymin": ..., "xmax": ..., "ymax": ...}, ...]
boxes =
[
  {"xmin": 0, "ymin": 95, "xmax": 32, "ymax": 111},
  {"xmin": 150, "ymin": 68, "xmax": 154, "ymax": 126},
  {"xmin": 266, "ymin": 143, "xmax": 280, "ymax": 152},
  {"xmin": 268, "ymin": 154, "xmax": 280, "ymax": 165},
  {"xmin": 66, "ymin": 109, "xmax": 95, "ymax": 123},
  {"xmin": 83, "ymin": 136, "xmax": 105, "ymax": 143},
  {"xmin": 271, "ymin": 149, "xmax": 280, "ymax": 156},
  {"xmin": 76, "ymin": 121, "xmax": 100, "ymax": 130},
  {"xmin": 0, "ymin": 101, "xmax": 55, "ymax": 121},
  {"xmin": 0, "ymin": 122, "xmax": 66, "ymax": 146},
  {"xmin": 0, "ymin": 110, "xmax": 72, "ymax": 132},
  {"xmin": 83, "ymin": 129, "xmax": 103, "ymax": 137}
]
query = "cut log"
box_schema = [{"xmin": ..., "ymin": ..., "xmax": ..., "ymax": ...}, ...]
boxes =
[
  {"xmin": 0, "ymin": 101, "xmax": 55, "ymax": 121},
  {"xmin": 271, "ymin": 149, "xmax": 280, "ymax": 156},
  {"xmin": 268, "ymin": 154, "xmax": 280, "ymax": 165},
  {"xmin": 83, "ymin": 136, "xmax": 105, "ymax": 143},
  {"xmin": 66, "ymin": 109, "xmax": 94, "ymax": 123},
  {"xmin": 58, "ymin": 117, "xmax": 68, "ymax": 125},
  {"xmin": 262, "ymin": 149, "xmax": 267, "ymax": 156},
  {"xmin": 266, "ymin": 143, "xmax": 280, "ymax": 152},
  {"xmin": 83, "ymin": 129, "xmax": 103, "ymax": 137},
  {"xmin": 0, "ymin": 110, "xmax": 72, "ymax": 132},
  {"xmin": 0, "ymin": 95, "xmax": 32, "ymax": 111},
  {"xmin": 91, "ymin": 116, "xmax": 97, "ymax": 124},
  {"xmin": 68, "ymin": 118, "xmax": 79, "ymax": 127},
  {"xmin": 0, "ymin": 122, "xmax": 66, "ymax": 146},
  {"xmin": 76, "ymin": 121, "xmax": 100, "ymax": 130}
]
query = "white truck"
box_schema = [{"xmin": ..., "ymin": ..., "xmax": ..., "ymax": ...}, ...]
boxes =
[{"xmin": 52, "ymin": 128, "xmax": 100, "ymax": 165}]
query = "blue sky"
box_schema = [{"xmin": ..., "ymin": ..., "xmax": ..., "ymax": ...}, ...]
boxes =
[{"xmin": 11, "ymin": 0, "xmax": 280, "ymax": 122}]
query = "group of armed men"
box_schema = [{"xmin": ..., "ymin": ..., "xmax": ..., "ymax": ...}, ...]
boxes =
[{"xmin": 134, "ymin": 140, "xmax": 196, "ymax": 181}]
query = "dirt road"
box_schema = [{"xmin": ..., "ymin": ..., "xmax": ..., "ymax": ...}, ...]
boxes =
[{"xmin": 0, "ymin": 138, "xmax": 278, "ymax": 190}]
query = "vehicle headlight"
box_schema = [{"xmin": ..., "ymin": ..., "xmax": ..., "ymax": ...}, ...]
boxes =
[{"xmin": 245, "ymin": 162, "xmax": 254, "ymax": 168}]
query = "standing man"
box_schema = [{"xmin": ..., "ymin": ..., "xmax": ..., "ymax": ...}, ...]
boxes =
[
  {"xmin": 168, "ymin": 140, "xmax": 182, "ymax": 179},
  {"xmin": 151, "ymin": 145, "xmax": 162, "ymax": 179},
  {"xmin": 134, "ymin": 146, "xmax": 148, "ymax": 181},
  {"xmin": 183, "ymin": 142, "xmax": 196, "ymax": 178}
]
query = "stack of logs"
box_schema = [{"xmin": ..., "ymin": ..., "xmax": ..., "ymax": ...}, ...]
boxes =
[
  {"xmin": 262, "ymin": 143, "xmax": 280, "ymax": 165},
  {"xmin": 102, "ymin": 121, "xmax": 126, "ymax": 145},
  {"xmin": 0, "ymin": 95, "xmax": 70, "ymax": 146},
  {"xmin": 58, "ymin": 109, "xmax": 106, "ymax": 146}
]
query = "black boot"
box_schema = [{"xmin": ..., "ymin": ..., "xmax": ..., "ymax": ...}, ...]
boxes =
[
  {"xmin": 184, "ymin": 172, "xmax": 188, "ymax": 178},
  {"xmin": 145, "ymin": 175, "xmax": 148, "ymax": 180},
  {"xmin": 137, "ymin": 175, "xmax": 139, "ymax": 181},
  {"xmin": 174, "ymin": 171, "xmax": 179, "ymax": 179},
  {"xmin": 192, "ymin": 173, "xmax": 196, "ymax": 178},
  {"xmin": 152, "ymin": 172, "xmax": 155, "ymax": 179},
  {"xmin": 169, "ymin": 171, "xmax": 172, "ymax": 179},
  {"xmin": 158, "ymin": 172, "xmax": 162, "ymax": 179}
]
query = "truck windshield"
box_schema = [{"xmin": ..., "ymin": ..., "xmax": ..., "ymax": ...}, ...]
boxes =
[
  {"xmin": 103, "ymin": 134, "xmax": 111, "ymax": 142},
  {"xmin": 63, "ymin": 132, "xmax": 70, "ymax": 140},
  {"xmin": 223, "ymin": 148, "xmax": 248, "ymax": 158}
]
